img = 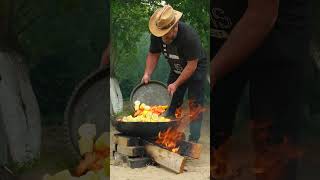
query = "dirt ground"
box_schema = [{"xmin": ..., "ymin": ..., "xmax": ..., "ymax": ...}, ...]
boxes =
[{"xmin": 110, "ymin": 106, "xmax": 211, "ymax": 180}]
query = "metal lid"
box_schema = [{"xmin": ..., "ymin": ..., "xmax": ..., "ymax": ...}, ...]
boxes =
[{"xmin": 130, "ymin": 80, "xmax": 171, "ymax": 106}]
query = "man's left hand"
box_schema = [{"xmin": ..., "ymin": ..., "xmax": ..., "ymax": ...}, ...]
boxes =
[{"xmin": 168, "ymin": 83, "xmax": 178, "ymax": 96}]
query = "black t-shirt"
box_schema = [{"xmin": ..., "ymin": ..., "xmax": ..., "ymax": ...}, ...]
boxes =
[
  {"xmin": 149, "ymin": 22, "xmax": 208, "ymax": 80},
  {"xmin": 211, "ymin": 0, "xmax": 311, "ymax": 62}
]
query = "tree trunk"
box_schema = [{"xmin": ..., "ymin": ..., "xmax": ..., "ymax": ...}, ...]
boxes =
[{"xmin": 0, "ymin": 51, "xmax": 41, "ymax": 164}]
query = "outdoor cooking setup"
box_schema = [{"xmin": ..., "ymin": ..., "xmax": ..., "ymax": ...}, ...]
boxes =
[{"xmin": 111, "ymin": 81, "xmax": 202, "ymax": 173}]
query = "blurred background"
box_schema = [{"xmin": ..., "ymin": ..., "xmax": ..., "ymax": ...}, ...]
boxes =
[{"xmin": 1, "ymin": 0, "xmax": 109, "ymax": 179}]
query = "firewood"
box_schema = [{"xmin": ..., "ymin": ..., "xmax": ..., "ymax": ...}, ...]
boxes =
[{"xmin": 145, "ymin": 143, "xmax": 186, "ymax": 173}]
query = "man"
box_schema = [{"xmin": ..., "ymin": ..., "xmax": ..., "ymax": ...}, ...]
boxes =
[
  {"xmin": 142, "ymin": 5, "xmax": 208, "ymax": 142},
  {"xmin": 211, "ymin": 0, "xmax": 313, "ymax": 179}
]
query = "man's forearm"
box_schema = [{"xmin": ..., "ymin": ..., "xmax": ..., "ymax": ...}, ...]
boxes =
[
  {"xmin": 144, "ymin": 52, "xmax": 160, "ymax": 76},
  {"xmin": 212, "ymin": 0, "xmax": 279, "ymax": 80},
  {"xmin": 174, "ymin": 60, "xmax": 198, "ymax": 87}
]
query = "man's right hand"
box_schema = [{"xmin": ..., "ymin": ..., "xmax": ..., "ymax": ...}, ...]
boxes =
[{"xmin": 141, "ymin": 74, "xmax": 151, "ymax": 84}]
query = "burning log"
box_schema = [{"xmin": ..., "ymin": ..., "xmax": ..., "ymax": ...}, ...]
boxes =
[
  {"xmin": 156, "ymin": 127, "xmax": 185, "ymax": 153},
  {"xmin": 145, "ymin": 142, "xmax": 186, "ymax": 174},
  {"xmin": 153, "ymin": 103, "xmax": 205, "ymax": 158},
  {"xmin": 155, "ymin": 128, "xmax": 201, "ymax": 159}
]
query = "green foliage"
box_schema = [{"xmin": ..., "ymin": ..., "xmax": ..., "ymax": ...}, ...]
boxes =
[
  {"xmin": 165, "ymin": 0, "xmax": 210, "ymax": 50},
  {"xmin": 111, "ymin": 0, "xmax": 210, "ymax": 101}
]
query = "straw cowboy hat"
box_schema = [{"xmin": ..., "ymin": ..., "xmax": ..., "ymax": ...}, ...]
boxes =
[{"xmin": 149, "ymin": 5, "xmax": 183, "ymax": 37}]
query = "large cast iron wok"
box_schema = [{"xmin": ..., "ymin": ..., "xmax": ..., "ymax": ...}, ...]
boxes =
[
  {"xmin": 112, "ymin": 80, "xmax": 176, "ymax": 137},
  {"xmin": 64, "ymin": 66, "xmax": 109, "ymax": 158},
  {"xmin": 112, "ymin": 119, "xmax": 178, "ymax": 137}
]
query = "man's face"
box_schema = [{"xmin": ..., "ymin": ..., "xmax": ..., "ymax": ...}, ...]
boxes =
[{"xmin": 161, "ymin": 24, "xmax": 178, "ymax": 44}]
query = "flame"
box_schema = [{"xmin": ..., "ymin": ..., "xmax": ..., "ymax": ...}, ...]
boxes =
[
  {"xmin": 172, "ymin": 147, "xmax": 180, "ymax": 153},
  {"xmin": 156, "ymin": 101, "xmax": 207, "ymax": 153},
  {"xmin": 175, "ymin": 100, "xmax": 207, "ymax": 121},
  {"xmin": 156, "ymin": 127, "xmax": 184, "ymax": 153},
  {"xmin": 175, "ymin": 108, "xmax": 182, "ymax": 119},
  {"xmin": 188, "ymin": 100, "xmax": 207, "ymax": 120},
  {"xmin": 175, "ymin": 102, "xmax": 207, "ymax": 132}
]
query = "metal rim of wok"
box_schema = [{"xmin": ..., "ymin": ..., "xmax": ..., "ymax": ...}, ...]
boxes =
[
  {"xmin": 112, "ymin": 118, "xmax": 178, "ymax": 137},
  {"xmin": 129, "ymin": 80, "xmax": 171, "ymax": 107},
  {"xmin": 64, "ymin": 65, "xmax": 109, "ymax": 159}
]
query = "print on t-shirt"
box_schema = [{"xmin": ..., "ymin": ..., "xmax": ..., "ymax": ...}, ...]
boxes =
[{"xmin": 162, "ymin": 43, "xmax": 186, "ymax": 74}]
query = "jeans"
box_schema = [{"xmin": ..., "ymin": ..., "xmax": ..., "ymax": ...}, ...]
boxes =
[{"xmin": 166, "ymin": 72, "xmax": 206, "ymax": 141}]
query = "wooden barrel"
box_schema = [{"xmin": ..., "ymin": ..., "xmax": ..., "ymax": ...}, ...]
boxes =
[{"xmin": 64, "ymin": 66, "xmax": 109, "ymax": 158}]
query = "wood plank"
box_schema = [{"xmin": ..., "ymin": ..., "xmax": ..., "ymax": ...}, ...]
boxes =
[
  {"xmin": 127, "ymin": 157, "xmax": 151, "ymax": 168},
  {"xmin": 112, "ymin": 134, "xmax": 140, "ymax": 146},
  {"xmin": 145, "ymin": 143, "xmax": 186, "ymax": 174},
  {"xmin": 116, "ymin": 145, "xmax": 145, "ymax": 157},
  {"xmin": 178, "ymin": 140, "xmax": 202, "ymax": 159}
]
